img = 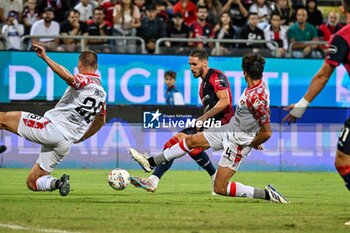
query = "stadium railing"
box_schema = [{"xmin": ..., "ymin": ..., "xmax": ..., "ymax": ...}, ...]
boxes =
[
  {"xmin": 20, "ymin": 35, "xmax": 147, "ymax": 54},
  {"xmin": 288, "ymin": 41, "xmax": 329, "ymax": 58},
  {"xmin": 155, "ymin": 38, "xmax": 280, "ymax": 57}
]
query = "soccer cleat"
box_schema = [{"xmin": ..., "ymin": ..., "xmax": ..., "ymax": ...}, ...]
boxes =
[
  {"xmin": 265, "ymin": 185, "xmax": 289, "ymax": 204},
  {"xmin": 345, "ymin": 221, "xmax": 350, "ymax": 226},
  {"xmin": 58, "ymin": 174, "xmax": 70, "ymax": 197},
  {"xmin": 129, "ymin": 148, "xmax": 153, "ymax": 172},
  {"xmin": 130, "ymin": 176, "xmax": 157, "ymax": 193}
]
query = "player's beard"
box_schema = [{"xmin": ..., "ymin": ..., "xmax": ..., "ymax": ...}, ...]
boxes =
[{"xmin": 193, "ymin": 67, "xmax": 203, "ymax": 78}]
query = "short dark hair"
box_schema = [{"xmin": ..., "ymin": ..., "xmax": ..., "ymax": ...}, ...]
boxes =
[
  {"xmin": 165, "ymin": 70, "xmax": 176, "ymax": 80},
  {"xmin": 270, "ymin": 11, "xmax": 281, "ymax": 19},
  {"xmin": 79, "ymin": 50, "xmax": 98, "ymax": 69},
  {"xmin": 189, "ymin": 49, "xmax": 208, "ymax": 61},
  {"xmin": 93, "ymin": 7, "xmax": 105, "ymax": 14},
  {"xmin": 197, "ymin": 4, "xmax": 208, "ymax": 11},
  {"xmin": 247, "ymin": 12, "xmax": 258, "ymax": 18},
  {"xmin": 241, "ymin": 54, "xmax": 265, "ymax": 79},
  {"xmin": 68, "ymin": 9, "xmax": 80, "ymax": 16}
]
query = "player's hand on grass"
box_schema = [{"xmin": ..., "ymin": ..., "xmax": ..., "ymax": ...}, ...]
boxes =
[{"xmin": 32, "ymin": 43, "xmax": 46, "ymax": 58}]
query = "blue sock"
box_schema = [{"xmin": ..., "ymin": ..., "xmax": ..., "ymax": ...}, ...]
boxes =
[
  {"xmin": 190, "ymin": 151, "xmax": 216, "ymax": 176},
  {"xmin": 152, "ymin": 160, "xmax": 174, "ymax": 179}
]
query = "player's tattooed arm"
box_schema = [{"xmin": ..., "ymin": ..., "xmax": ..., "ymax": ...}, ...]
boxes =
[{"xmin": 32, "ymin": 43, "xmax": 74, "ymax": 85}]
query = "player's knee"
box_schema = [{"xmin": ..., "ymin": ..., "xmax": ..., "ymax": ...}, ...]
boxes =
[
  {"xmin": 26, "ymin": 177, "xmax": 37, "ymax": 191},
  {"xmin": 185, "ymin": 135, "xmax": 195, "ymax": 149},
  {"xmin": 213, "ymin": 184, "xmax": 226, "ymax": 195}
]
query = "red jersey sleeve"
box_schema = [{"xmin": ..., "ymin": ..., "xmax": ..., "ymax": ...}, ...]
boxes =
[
  {"xmin": 69, "ymin": 74, "xmax": 92, "ymax": 90},
  {"xmin": 325, "ymin": 35, "xmax": 349, "ymax": 67},
  {"xmin": 246, "ymin": 92, "xmax": 270, "ymax": 126},
  {"xmin": 208, "ymin": 71, "xmax": 229, "ymax": 93}
]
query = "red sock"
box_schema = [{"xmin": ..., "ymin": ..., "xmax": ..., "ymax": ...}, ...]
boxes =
[
  {"xmin": 163, "ymin": 136, "xmax": 180, "ymax": 150},
  {"xmin": 188, "ymin": 148, "xmax": 203, "ymax": 156},
  {"xmin": 227, "ymin": 182, "xmax": 237, "ymax": 196}
]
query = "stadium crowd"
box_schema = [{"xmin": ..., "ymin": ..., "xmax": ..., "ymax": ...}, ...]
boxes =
[{"xmin": 0, "ymin": 0, "xmax": 344, "ymax": 56}]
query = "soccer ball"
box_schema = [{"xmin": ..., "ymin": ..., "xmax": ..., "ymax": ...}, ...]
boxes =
[{"xmin": 108, "ymin": 169, "xmax": 131, "ymax": 190}]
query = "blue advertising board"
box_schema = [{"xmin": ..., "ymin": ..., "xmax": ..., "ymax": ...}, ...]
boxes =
[{"xmin": 1, "ymin": 51, "xmax": 349, "ymax": 107}]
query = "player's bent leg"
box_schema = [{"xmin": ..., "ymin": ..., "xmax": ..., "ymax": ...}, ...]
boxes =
[
  {"xmin": 0, "ymin": 111, "xmax": 22, "ymax": 134},
  {"xmin": 213, "ymin": 166, "xmax": 235, "ymax": 195},
  {"xmin": 335, "ymin": 118, "xmax": 350, "ymax": 190},
  {"xmin": 185, "ymin": 132, "xmax": 211, "ymax": 150},
  {"xmin": 27, "ymin": 163, "xmax": 50, "ymax": 191},
  {"xmin": 335, "ymin": 149, "xmax": 350, "ymax": 190}
]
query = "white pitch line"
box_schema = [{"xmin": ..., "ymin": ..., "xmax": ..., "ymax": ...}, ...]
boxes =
[{"xmin": 0, "ymin": 223, "xmax": 82, "ymax": 233}]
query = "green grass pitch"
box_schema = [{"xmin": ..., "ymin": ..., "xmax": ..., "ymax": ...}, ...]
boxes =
[{"xmin": 0, "ymin": 169, "xmax": 349, "ymax": 233}]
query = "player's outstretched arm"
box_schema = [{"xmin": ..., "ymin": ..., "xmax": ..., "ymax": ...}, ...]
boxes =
[
  {"xmin": 282, "ymin": 62, "xmax": 335, "ymax": 125},
  {"xmin": 76, "ymin": 113, "xmax": 106, "ymax": 143},
  {"xmin": 32, "ymin": 43, "xmax": 74, "ymax": 85},
  {"xmin": 249, "ymin": 123, "xmax": 272, "ymax": 150}
]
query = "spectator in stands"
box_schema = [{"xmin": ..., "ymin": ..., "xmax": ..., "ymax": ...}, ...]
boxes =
[
  {"xmin": 287, "ymin": 7, "xmax": 319, "ymax": 57},
  {"xmin": 274, "ymin": 0, "xmax": 294, "ymax": 27},
  {"xmin": 74, "ymin": 0, "xmax": 96, "ymax": 22},
  {"xmin": 165, "ymin": 11, "xmax": 191, "ymax": 54},
  {"xmin": 306, "ymin": 0, "xmax": 323, "ymax": 28},
  {"xmin": 190, "ymin": 5, "xmax": 215, "ymax": 49},
  {"xmin": 239, "ymin": 12, "xmax": 266, "ymax": 54},
  {"xmin": 155, "ymin": 0, "xmax": 170, "ymax": 24},
  {"xmin": 222, "ymin": 0, "xmax": 248, "ymax": 28},
  {"xmin": 1, "ymin": 11, "xmax": 24, "ymax": 50},
  {"xmin": 30, "ymin": 7, "xmax": 60, "ymax": 51},
  {"xmin": 87, "ymin": 7, "xmax": 113, "ymax": 52},
  {"xmin": 212, "ymin": 11, "xmax": 239, "ymax": 55},
  {"xmin": 173, "ymin": 0, "xmax": 197, "ymax": 26},
  {"xmin": 318, "ymin": 11, "xmax": 343, "ymax": 42},
  {"xmin": 37, "ymin": 0, "xmax": 71, "ymax": 23},
  {"xmin": 248, "ymin": 0, "xmax": 271, "ymax": 29},
  {"xmin": 100, "ymin": 0, "xmax": 117, "ymax": 25},
  {"xmin": 58, "ymin": 9, "xmax": 89, "ymax": 52},
  {"xmin": 113, "ymin": 0, "xmax": 141, "ymax": 36},
  {"xmin": 164, "ymin": 70, "xmax": 185, "ymax": 105},
  {"xmin": 134, "ymin": 0, "xmax": 146, "ymax": 15},
  {"xmin": 22, "ymin": 0, "xmax": 40, "ymax": 35},
  {"xmin": 198, "ymin": 0, "xmax": 223, "ymax": 26},
  {"xmin": 264, "ymin": 12, "xmax": 288, "ymax": 57},
  {"xmin": 0, "ymin": 0, "xmax": 23, "ymax": 24},
  {"xmin": 137, "ymin": 4, "xmax": 167, "ymax": 53}
]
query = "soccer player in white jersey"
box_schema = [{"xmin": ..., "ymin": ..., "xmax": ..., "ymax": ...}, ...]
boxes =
[
  {"xmin": 130, "ymin": 54, "xmax": 289, "ymax": 203},
  {"xmin": 0, "ymin": 44, "xmax": 107, "ymax": 196}
]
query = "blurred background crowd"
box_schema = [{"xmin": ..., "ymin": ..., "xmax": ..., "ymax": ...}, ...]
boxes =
[{"xmin": 0, "ymin": 0, "xmax": 345, "ymax": 57}]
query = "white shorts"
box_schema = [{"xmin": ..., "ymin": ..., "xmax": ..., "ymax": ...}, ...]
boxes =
[
  {"xmin": 17, "ymin": 112, "xmax": 71, "ymax": 172},
  {"xmin": 203, "ymin": 122, "xmax": 251, "ymax": 171}
]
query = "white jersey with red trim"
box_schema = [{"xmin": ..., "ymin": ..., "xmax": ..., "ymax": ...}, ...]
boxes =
[
  {"xmin": 231, "ymin": 80, "xmax": 270, "ymax": 145},
  {"xmin": 44, "ymin": 73, "xmax": 107, "ymax": 143}
]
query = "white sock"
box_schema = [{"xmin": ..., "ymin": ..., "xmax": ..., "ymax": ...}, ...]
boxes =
[
  {"xmin": 163, "ymin": 140, "xmax": 188, "ymax": 161},
  {"xmin": 149, "ymin": 175, "xmax": 160, "ymax": 187},
  {"xmin": 226, "ymin": 182, "xmax": 254, "ymax": 198},
  {"xmin": 36, "ymin": 175, "xmax": 57, "ymax": 191}
]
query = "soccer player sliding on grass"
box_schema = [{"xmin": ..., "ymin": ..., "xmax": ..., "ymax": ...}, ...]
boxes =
[
  {"xmin": 0, "ymin": 44, "xmax": 106, "ymax": 196},
  {"xmin": 130, "ymin": 54, "xmax": 289, "ymax": 203},
  {"xmin": 131, "ymin": 49, "xmax": 234, "ymax": 193}
]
